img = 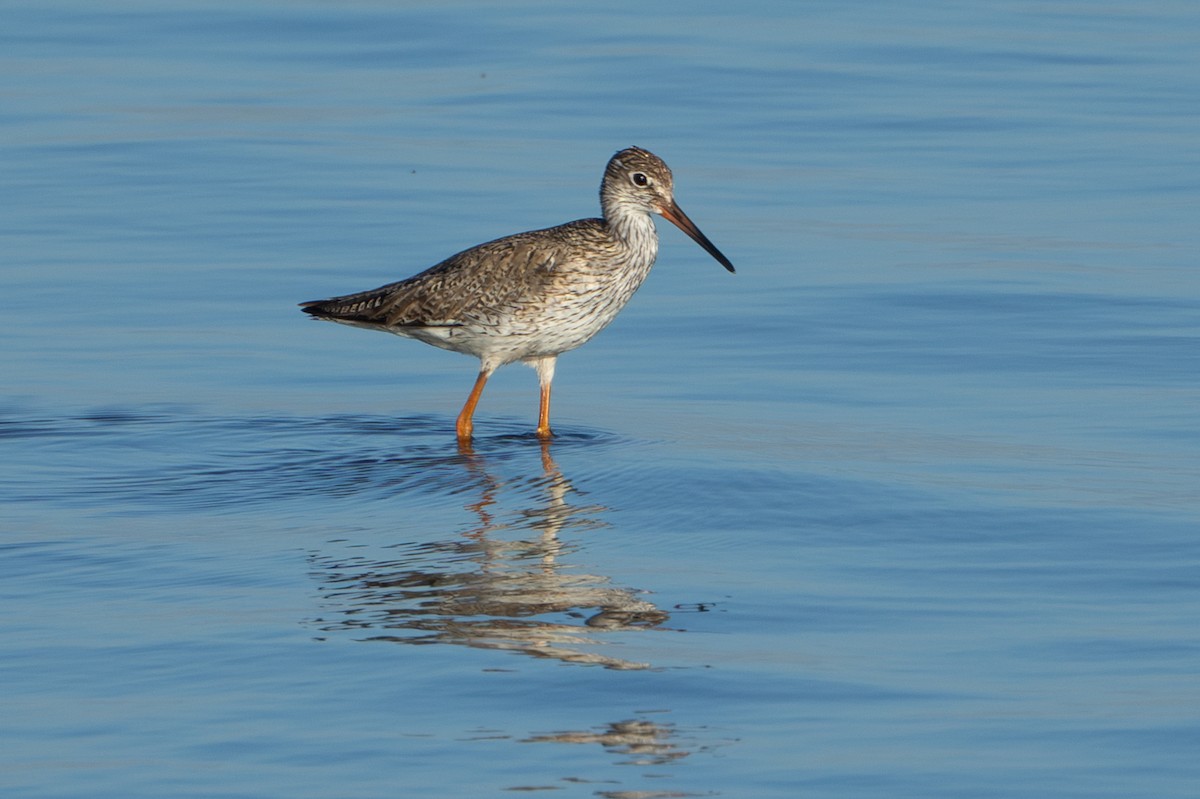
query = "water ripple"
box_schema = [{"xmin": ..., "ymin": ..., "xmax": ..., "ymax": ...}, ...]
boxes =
[{"xmin": 0, "ymin": 407, "xmax": 624, "ymax": 514}]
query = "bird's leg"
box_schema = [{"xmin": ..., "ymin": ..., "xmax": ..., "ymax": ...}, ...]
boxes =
[
  {"xmin": 457, "ymin": 369, "xmax": 491, "ymax": 442},
  {"xmin": 537, "ymin": 382, "xmax": 553, "ymax": 439},
  {"xmin": 533, "ymin": 356, "xmax": 557, "ymax": 439}
]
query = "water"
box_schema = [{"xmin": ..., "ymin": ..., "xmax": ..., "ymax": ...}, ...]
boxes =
[{"xmin": 3, "ymin": 2, "xmax": 1198, "ymax": 797}]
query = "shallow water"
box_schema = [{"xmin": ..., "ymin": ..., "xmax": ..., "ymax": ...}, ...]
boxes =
[{"xmin": 3, "ymin": 2, "xmax": 1199, "ymax": 797}]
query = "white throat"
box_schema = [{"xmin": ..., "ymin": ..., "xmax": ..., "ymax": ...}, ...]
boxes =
[{"xmin": 606, "ymin": 203, "xmax": 660, "ymax": 269}]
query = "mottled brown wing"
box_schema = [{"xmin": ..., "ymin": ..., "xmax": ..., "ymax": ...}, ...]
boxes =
[{"xmin": 299, "ymin": 219, "xmax": 607, "ymax": 330}]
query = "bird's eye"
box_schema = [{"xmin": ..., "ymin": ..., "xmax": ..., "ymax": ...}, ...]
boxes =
[{"xmin": 631, "ymin": 172, "xmax": 650, "ymax": 187}]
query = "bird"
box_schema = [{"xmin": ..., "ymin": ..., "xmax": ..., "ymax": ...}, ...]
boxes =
[{"xmin": 300, "ymin": 146, "xmax": 735, "ymax": 443}]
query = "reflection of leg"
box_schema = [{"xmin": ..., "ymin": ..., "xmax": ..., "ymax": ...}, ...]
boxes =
[
  {"xmin": 539, "ymin": 438, "xmax": 557, "ymax": 475},
  {"xmin": 533, "ymin": 356, "xmax": 557, "ymax": 439},
  {"xmin": 457, "ymin": 368, "xmax": 491, "ymax": 442}
]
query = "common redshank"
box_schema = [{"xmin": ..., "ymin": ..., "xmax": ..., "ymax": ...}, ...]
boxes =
[{"xmin": 300, "ymin": 146, "xmax": 735, "ymax": 442}]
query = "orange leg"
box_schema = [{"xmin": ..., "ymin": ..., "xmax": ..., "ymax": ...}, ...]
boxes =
[
  {"xmin": 532, "ymin": 356, "xmax": 556, "ymax": 439},
  {"xmin": 536, "ymin": 381, "xmax": 553, "ymax": 439},
  {"xmin": 457, "ymin": 370, "xmax": 490, "ymax": 442}
]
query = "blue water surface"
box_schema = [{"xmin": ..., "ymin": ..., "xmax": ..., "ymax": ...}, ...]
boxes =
[{"xmin": 3, "ymin": 2, "xmax": 1198, "ymax": 797}]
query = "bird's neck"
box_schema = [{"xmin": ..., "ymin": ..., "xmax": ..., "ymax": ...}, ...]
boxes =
[{"xmin": 603, "ymin": 202, "xmax": 659, "ymax": 266}]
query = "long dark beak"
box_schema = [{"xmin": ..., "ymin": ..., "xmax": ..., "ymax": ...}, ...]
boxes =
[{"xmin": 660, "ymin": 200, "xmax": 736, "ymax": 273}]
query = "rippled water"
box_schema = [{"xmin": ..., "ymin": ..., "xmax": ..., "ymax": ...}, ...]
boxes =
[{"xmin": 4, "ymin": 2, "xmax": 1199, "ymax": 797}]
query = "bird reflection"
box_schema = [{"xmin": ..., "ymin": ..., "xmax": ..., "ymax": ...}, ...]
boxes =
[
  {"xmin": 523, "ymin": 718, "xmax": 690, "ymax": 767},
  {"xmin": 307, "ymin": 441, "xmax": 669, "ymax": 669}
]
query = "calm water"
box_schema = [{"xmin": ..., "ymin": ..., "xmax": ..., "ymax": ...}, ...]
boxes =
[{"xmin": 3, "ymin": 2, "xmax": 1198, "ymax": 797}]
